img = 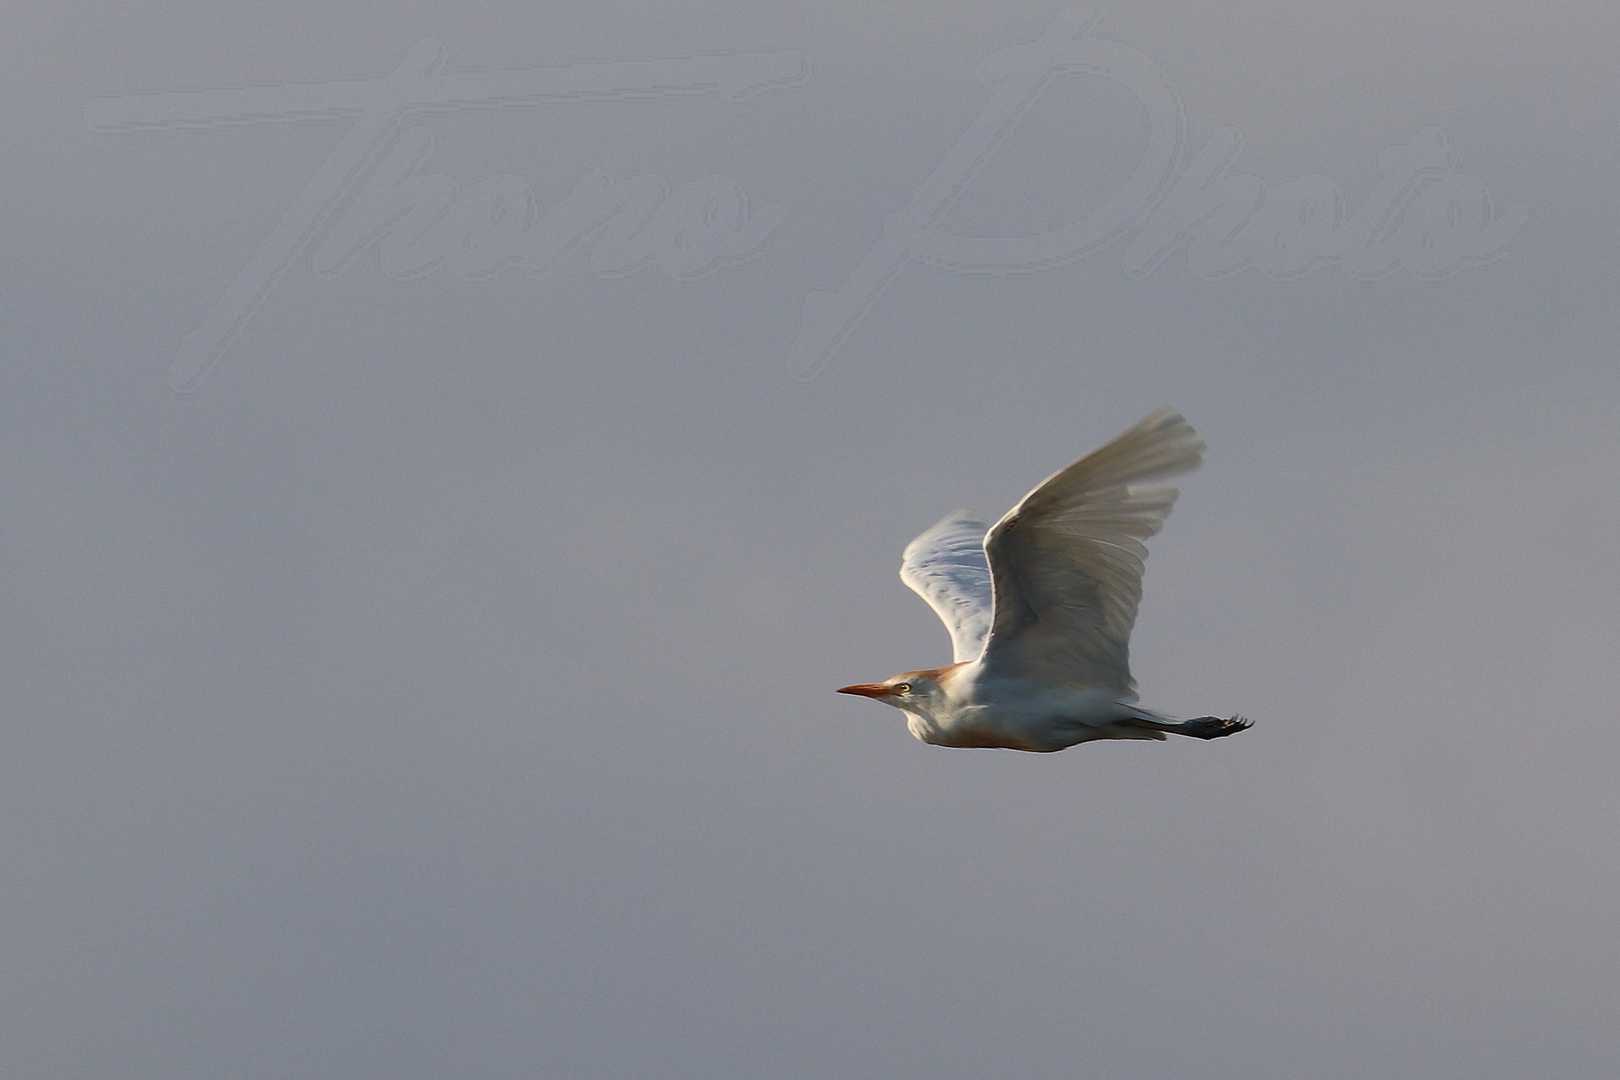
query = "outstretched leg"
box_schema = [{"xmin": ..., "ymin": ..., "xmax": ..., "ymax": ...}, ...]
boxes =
[{"xmin": 1123, "ymin": 711, "xmax": 1252, "ymax": 740}]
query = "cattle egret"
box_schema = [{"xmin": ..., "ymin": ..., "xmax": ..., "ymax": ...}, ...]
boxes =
[{"xmin": 837, "ymin": 408, "xmax": 1250, "ymax": 752}]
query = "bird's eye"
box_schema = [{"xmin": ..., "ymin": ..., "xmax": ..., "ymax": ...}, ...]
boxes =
[{"xmin": 893, "ymin": 682, "xmax": 912, "ymax": 695}]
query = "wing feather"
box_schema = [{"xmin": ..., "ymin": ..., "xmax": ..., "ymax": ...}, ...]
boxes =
[
  {"xmin": 980, "ymin": 408, "xmax": 1204, "ymax": 691},
  {"xmin": 899, "ymin": 511, "xmax": 994, "ymax": 663}
]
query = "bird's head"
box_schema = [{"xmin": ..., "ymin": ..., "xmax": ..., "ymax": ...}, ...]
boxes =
[{"xmin": 836, "ymin": 670, "xmax": 944, "ymax": 712}]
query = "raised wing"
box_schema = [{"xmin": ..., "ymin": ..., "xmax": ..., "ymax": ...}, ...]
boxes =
[
  {"xmin": 899, "ymin": 510, "xmax": 994, "ymax": 663},
  {"xmin": 981, "ymin": 408, "xmax": 1204, "ymax": 692}
]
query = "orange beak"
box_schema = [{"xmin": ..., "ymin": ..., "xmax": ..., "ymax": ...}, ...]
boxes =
[{"xmin": 836, "ymin": 683, "xmax": 893, "ymax": 699}]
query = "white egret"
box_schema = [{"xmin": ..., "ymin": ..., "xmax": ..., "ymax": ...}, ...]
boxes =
[{"xmin": 838, "ymin": 408, "xmax": 1250, "ymax": 752}]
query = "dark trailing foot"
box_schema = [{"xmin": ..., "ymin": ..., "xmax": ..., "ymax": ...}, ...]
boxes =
[{"xmin": 1179, "ymin": 714, "xmax": 1252, "ymax": 740}]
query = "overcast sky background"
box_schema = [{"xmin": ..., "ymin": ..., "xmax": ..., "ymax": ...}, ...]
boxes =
[{"xmin": 5, "ymin": 2, "xmax": 1618, "ymax": 1077}]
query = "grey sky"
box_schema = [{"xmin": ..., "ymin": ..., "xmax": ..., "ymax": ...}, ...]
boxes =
[{"xmin": 5, "ymin": 2, "xmax": 1617, "ymax": 1077}]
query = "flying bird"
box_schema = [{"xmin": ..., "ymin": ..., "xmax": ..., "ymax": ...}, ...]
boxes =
[{"xmin": 837, "ymin": 408, "xmax": 1250, "ymax": 752}]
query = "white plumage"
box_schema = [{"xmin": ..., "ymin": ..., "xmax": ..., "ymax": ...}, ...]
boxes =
[
  {"xmin": 898, "ymin": 511, "xmax": 994, "ymax": 664},
  {"xmin": 840, "ymin": 408, "xmax": 1250, "ymax": 752}
]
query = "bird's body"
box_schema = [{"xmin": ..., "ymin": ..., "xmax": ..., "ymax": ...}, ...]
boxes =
[
  {"xmin": 838, "ymin": 408, "xmax": 1249, "ymax": 752},
  {"xmin": 888, "ymin": 665, "xmax": 1157, "ymax": 752}
]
